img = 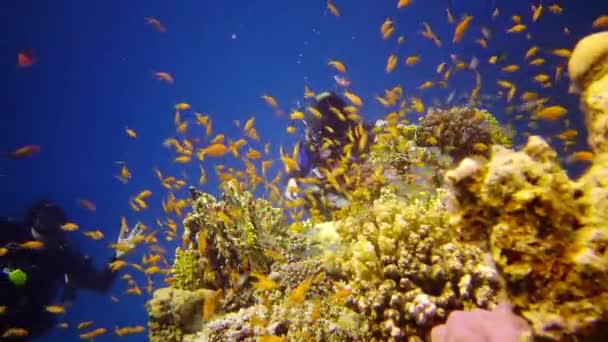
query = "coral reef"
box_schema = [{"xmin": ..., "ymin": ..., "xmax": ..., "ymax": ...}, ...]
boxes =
[
  {"xmin": 416, "ymin": 106, "xmax": 512, "ymax": 162},
  {"xmin": 146, "ymin": 287, "xmax": 209, "ymax": 342},
  {"xmin": 439, "ymin": 31, "xmax": 608, "ymax": 341},
  {"xmin": 177, "ymin": 180, "xmax": 284, "ymax": 292},
  {"xmin": 145, "ymin": 32, "xmax": 608, "ymax": 342},
  {"xmin": 329, "ymin": 187, "xmax": 499, "ymax": 340}
]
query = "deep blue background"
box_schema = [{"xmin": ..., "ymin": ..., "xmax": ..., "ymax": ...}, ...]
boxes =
[{"xmin": 6, "ymin": 0, "xmax": 608, "ymax": 340}]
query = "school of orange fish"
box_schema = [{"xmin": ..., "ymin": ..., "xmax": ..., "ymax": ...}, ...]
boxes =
[{"xmin": 10, "ymin": 0, "xmax": 608, "ymax": 340}]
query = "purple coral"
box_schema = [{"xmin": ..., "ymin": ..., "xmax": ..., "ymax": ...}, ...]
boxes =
[{"xmin": 430, "ymin": 302, "xmax": 532, "ymax": 342}]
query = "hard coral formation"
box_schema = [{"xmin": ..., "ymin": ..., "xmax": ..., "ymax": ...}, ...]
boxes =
[
  {"xmin": 179, "ymin": 179, "xmax": 283, "ymax": 292},
  {"xmin": 440, "ymin": 32, "xmax": 608, "ymax": 340},
  {"xmin": 417, "ymin": 106, "xmax": 512, "ymax": 162},
  {"xmin": 331, "ymin": 187, "xmax": 499, "ymax": 340},
  {"xmin": 146, "ymin": 287, "xmax": 209, "ymax": 342}
]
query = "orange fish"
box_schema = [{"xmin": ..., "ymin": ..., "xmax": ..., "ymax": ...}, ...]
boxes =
[
  {"xmin": 79, "ymin": 328, "xmax": 107, "ymax": 339},
  {"xmin": 83, "ymin": 230, "xmax": 104, "ymax": 240},
  {"xmin": 197, "ymin": 143, "xmax": 231, "ymax": 160},
  {"xmin": 153, "ymin": 71, "xmax": 174, "ymax": 84},
  {"xmin": 60, "ymin": 222, "xmax": 79, "ymax": 232},
  {"xmin": 77, "ymin": 198, "xmax": 96, "ymax": 211},
  {"xmin": 327, "ymin": 0, "xmax": 340, "ymax": 17},
  {"xmin": 8, "ymin": 145, "xmax": 40, "ymax": 159},
  {"xmin": 386, "ymin": 54, "xmax": 398, "ymax": 73},
  {"xmin": 20, "ymin": 241, "xmax": 44, "ymax": 250},
  {"xmin": 261, "ymin": 95, "xmax": 279, "ymax": 108},
  {"xmin": 125, "ymin": 127, "xmax": 137, "ymax": 139},
  {"xmin": 568, "ymin": 151, "xmax": 593, "ymax": 163},
  {"xmin": 397, "ymin": 0, "xmax": 412, "ymax": 8},
  {"xmin": 328, "ymin": 59, "xmax": 347, "ymax": 73},
  {"xmin": 17, "ymin": 52, "xmax": 35, "ymax": 68},
  {"xmin": 453, "ymin": 15, "xmax": 473, "ymax": 43},
  {"xmin": 2, "ymin": 328, "xmax": 28, "ymax": 338},
  {"xmin": 45, "ymin": 305, "xmax": 66, "ymax": 314},
  {"xmin": 592, "ymin": 15, "xmax": 608, "ymax": 28},
  {"xmin": 144, "ymin": 17, "xmax": 166, "ymax": 32},
  {"xmin": 381, "ymin": 18, "xmax": 394, "ymax": 40}
]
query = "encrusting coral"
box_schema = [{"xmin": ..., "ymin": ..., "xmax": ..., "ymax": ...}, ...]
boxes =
[{"xmin": 443, "ymin": 31, "xmax": 608, "ymax": 341}]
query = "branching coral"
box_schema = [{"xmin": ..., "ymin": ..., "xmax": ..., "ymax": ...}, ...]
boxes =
[
  {"xmin": 179, "ymin": 180, "xmax": 284, "ymax": 292},
  {"xmin": 328, "ymin": 187, "xmax": 499, "ymax": 340},
  {"xmin": 417, "ymin": 106, "xmax": 512, "ymax": 162}
]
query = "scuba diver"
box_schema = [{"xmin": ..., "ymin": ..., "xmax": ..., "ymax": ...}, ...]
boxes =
[
  {"xmin": 0, "ymin": 200, "xmax": 143, "ymax": 340},
  {"xmin": 283, "ymin": 91, "xmax": 378, "ymax": 210}
]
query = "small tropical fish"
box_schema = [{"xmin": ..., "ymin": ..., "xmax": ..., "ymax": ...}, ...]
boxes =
[
  {"xmin": 250, "ymin": 273, "xmax": 278, "ymax": 291},
  {"xmin": 525, "ymin": 46, "xmax": 538, "ymax": 60},
  {"xmin": 421, "ymin": 22, "xmax": 442, "ymax": 46},
  {"xmin": 83, "ymin": 230, "xmax": 104, "ymax": 240},
  {"xmin": 287, "ymin": 276, "xmax": 314, "ymax": 307},
  {"xmin": 381, "ymin": 18, "xmax": 394, "ymax": 40},
  {"xmin": 144, "ymin": 17, "xmax": 166, "ymax": 32},
  {"xmin": 568, "ymin": 151, "xmax": 593, "ymax": 163},
  {"xmin": 328, "ymin": 59, "xmax": 347, "ymax": 73},
  {"xmin": 405, "ymin": 55, "xmax": 420, "ymax": 65},
  {"xmin": 79, "ymin": 198, "xmax": 97, "ymax": 211},
  {"xmin": 501, "ymin": 64, "xmax": 520, "ymax": 72},
  {"xmin": 535, "ymin": 105, "xmax": 567, "ymax": 121},
  {"xmin": 261, "ymin": 95, "xmax": 279, "ymax": 108},
  {"xmin": 446, "ymin": 7, "xmax": 455, "ymax": 23},
  {"xmin": 548, "ymin": 4, "xmax": 563, "ymax": 14},
  {"xmin": 507, "ymin": 24, "xmax": 526, "ymax": 33},
  {"xmin": 60, "ymin": 222, "xmax": 79, "ymax": 232},
  {"xmin": 418, "ymin": 81, "xmax": 434, "ymax": 90},
  {"xmin": 45, "ymin": 305, "xmax": 66, "ymax": 314},
  {"xmin": 174, "ymin": 102, "xmax": 191, "ymax": 111},
  {"xmin": 532, "ymin": 4, "xmax": 543, "ymax": 22},
  {"xmin": 197, "ymin": 143, "xmax": 231, "ymax": 160},
  {"xmin": 343, "ymin": 91, "xmax": 363, "ymax": 107},
  {"xmin": 533, "ymin": 74, "xmax": 550, "ymax": 83},
  {"xmin": 592, "ymin": 15, "xmax": 608, "ymax": 28},
  {"xmin": 552, "ymin": 48, "xmax": 571, "ymax": 58},
  {"xmin": 20, "ymin": 241, "xmax": 44, "ymax": 250},
  {"xmin": 2, "ymin": 328, "xmax": 28, "ymax": 338},
  {"xmin": 17, "ymin": 52, "xmax": 35, "ymax": 68},
  {"xmin": 114, "ymin": 326, "xmax": 145, "ymax": 336},
  {"xmin": 397, "ymin": 0, "xmax": 412, "ymax": 8},
  {"xmin": 529, "ymin": 58, "xmax": 545, "ymax": 66},
  {"xmin": 386, "ymin": 54, "xmax": 398, "ymax": 73},
  {"xmin": 453, "ymin": 15, "xmax": 473, "ymax": 43},
  {"xmin": 79, "ymin": 328, "xmax": 107, "ymax": 340},
  {"xmin": 333, "ymin": 75, "xmax": 351, "ymax": 87},
  {"xmin": 8, "ymin": 144, "xmax": 40, "ymax": 159},
  {"xmin": 125, "ymin": 127, "xmax": 137, "ymax": 139},
  {"xmin": 327, "ymin": 0, "xmax": 340, "ymax": 17},
  {"xmin": 304, "ymin": 85, "xmax": 315, "ymax": 98},
  {"xmin": 153, "ymin": 71, "xmax": 174, "ymax": 84}
]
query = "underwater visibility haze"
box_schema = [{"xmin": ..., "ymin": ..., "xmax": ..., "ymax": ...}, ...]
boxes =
[{"xmin": 7, "ymin": 0, "xmax": 608, "ymax": 341}]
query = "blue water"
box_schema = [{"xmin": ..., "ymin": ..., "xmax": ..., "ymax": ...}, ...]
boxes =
[{"xmin": 6, "ymin": 0, "xmax": 608, "ymax": 341}]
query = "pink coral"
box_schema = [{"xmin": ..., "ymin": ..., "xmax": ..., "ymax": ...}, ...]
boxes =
[{"xmin": 430, "ymin": 302, "xmax": 532, "ymax": 342}]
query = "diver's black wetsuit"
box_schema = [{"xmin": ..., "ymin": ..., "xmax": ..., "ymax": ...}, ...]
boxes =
[{"xmin": 0, "ymin": 201, "xmax": 118, "ymax": 341}]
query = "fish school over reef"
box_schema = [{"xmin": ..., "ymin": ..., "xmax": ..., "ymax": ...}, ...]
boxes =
[{"xmin": 11, "ymin": 0, "xmax": 608, "ymax": 341}]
